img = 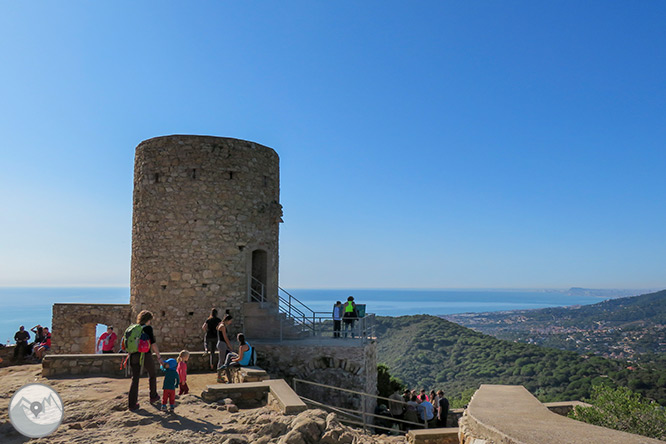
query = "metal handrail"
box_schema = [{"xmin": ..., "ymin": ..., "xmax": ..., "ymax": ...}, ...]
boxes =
[
  {"xmin": 267, "ymin": 287, "xmax": 376, "ymax": 343},
  {"xmin": 300, "ymin": 397, "xmax": 409, "ymax": 435},
  {"xmin": 293, "ymin": 378, "xmax": 428, "ymax": 433},
  {"xmin": 250, "ymin": 276, "xmax": 265, "ymax": 303}
]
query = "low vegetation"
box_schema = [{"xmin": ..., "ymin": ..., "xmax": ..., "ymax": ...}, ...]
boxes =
[
  {"xmin": 569, "ymin": 385, "xmax": 666, "ymax": 440},
  {"xmin": 375, "ymin": 315, "xmax": 666, "ymax": 405}
]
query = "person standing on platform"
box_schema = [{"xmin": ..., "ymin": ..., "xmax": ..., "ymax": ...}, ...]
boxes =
[
  {"xmin": 332, "ymin": 301, "xmax": 343, "ymax": 338},
  {"xmin": 342, "ymin": 296, "xmax": 357, "ymax": 338}
]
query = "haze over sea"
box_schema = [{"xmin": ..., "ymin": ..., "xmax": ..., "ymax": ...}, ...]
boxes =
[{"xmin": 0, "ymin": 287, "xmax": 645, "ymax": 345}]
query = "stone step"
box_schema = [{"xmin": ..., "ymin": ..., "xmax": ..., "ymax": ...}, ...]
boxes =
[
  {"xmin": 243, "ymin": 301, "xmax": 279, "ymax": 316},
  {"xmin": 202, "ymin": 378, "xmax": 307, "ymax": 415}
]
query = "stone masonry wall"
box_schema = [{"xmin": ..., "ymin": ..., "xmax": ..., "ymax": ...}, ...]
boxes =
[
  {"xmin": 130, "ymin": 135, "xmax": 282, "ymax": 352},
  {"xmin": 51, "ymin": 303, "xmax": 131, "ymax": 354},
  {"xmin": 42, "ymin": 351, "xmax": 212, "ymax": 378},
  {"xmin": 256, "ymin": 341, "xmax": 378, "ymax": 414}
]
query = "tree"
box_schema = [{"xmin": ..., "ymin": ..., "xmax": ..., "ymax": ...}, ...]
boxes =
[
  {"xmin": 377, "ymin": 364, "xmax": 405, "ymax": 398},
  {"xmin": 568, "ymin": 385, "xmax": 666, "ymax": 440}
]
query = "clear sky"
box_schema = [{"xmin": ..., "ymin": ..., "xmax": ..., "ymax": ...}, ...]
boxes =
[{"xmin": 0, "ymin": 1, "xmax": 664, "ymax": 289}]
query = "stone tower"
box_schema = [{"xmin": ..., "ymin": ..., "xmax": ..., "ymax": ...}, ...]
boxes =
[{"xmin": 130, "ymin": 135, "xmax": 282, "ymax": 351}]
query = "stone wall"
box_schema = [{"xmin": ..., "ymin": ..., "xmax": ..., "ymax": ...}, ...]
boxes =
[
  {"xmin": 130, "ymin": 135, "xmax": 282, "ymax": 351},
  {"xmin": 51, "ymin": 303, "xmax": 131, "ymax": 354},
  {"xmin": 42, "ymin": 351, "xmax": 213, "ymax": 377},
  {"xmin": 255, "ymin": 341, "xmax": 378, "ymax": 414}
]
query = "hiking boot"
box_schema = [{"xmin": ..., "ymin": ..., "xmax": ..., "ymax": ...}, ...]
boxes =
[
  {"xmin": 150, "ymin": 395, "xmax": 161, "ymax": 404},
  {"xmin": 129, "ymin": 403, "xmax": 140, "ymax": 411}
]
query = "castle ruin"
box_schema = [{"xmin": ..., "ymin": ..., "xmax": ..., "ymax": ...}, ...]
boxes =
[{"xmin": 50, "ymin": 135, "xmax": 377, "ymax": 403}]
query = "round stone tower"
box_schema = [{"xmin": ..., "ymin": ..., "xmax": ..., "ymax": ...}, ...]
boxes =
[{"xmin": 130, "ymin": 135, "xmax": 282, "ymax": 351}]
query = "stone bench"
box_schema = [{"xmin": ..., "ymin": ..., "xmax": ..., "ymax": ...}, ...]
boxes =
[
  {"xmin": 407, "ymin": 428, "xmax": 459, "ymax": 444},
  {"xmin": 217, "ymin": 365, "xmax": 269, "ymax": 384},
  {"xmin": 202, "ymin": 379, "xmax": 307, "ymax": 415}
]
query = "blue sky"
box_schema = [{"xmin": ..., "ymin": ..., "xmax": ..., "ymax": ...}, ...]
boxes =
[{"xmin": 0, "ymin": 1, "xmax": 664, "ymax": 289}]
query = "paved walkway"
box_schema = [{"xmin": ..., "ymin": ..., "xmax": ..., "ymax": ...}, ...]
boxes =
[{"xmin": 464, "ymin": 385, "xmax": 664, "ymax": 444}]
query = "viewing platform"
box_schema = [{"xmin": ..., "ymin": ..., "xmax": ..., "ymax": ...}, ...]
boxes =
[{"xmin": 459, "ymin": 385, "xmax": 664, "ymax": 444}]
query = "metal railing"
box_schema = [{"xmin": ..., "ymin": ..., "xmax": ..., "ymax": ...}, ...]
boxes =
[
  {"xmin": 292, "ymin": 378, "xmax": 429, "ymax": 435},
  {"xmin": 277, "ymin": 286, "xmax": 320, "ymax": 333},
  {"xmin": 278, "ymin": 313, "xmax": 375, "ymax": 344},
  {"xmin": 250, "ymin": 276, "xmax": 265, "ymax": 303},
  {"xmin": 248, "ymin": 285, "xmax": 376, "ymax": 343}
]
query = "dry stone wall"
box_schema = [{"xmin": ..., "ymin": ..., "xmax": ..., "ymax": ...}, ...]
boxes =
[
  {"xmin": 51, "ymin": 303, "xmax": 131, "ymax": 354},
  {"xmin": 256, "ymin": 341, "xmax": 378, "ymax": 414},
  {"xmin": 130, "ymin": 135, "xmax": 282, "ymax": 351}
]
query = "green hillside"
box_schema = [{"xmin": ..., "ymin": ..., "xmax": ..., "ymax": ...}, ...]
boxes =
[
  {"xmin": 375, "ymin": 315, "xmax": 666, "ymax": 405},
  {"xmin": 445, "ymin": 289, "xmax": 666, "ymax": 359},
  {"xmin": 501, "ymin": 289, "xmax": 666, "ymax": 326}
]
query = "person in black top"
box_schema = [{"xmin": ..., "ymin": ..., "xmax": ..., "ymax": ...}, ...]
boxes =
[
  {"xmin": 29, "ymin": 325, "xmax": 45, "ymax": 356},
  {"xmin": 13, "ymin": 326, "xmax": 30, "ymax": 360},
  {"xmin": 128, "ymin": 310, "xmax": 164, "ymax": 411},
  {"xmin": 216, "ymin": 314, "xmax": 233, "ymax": 370},
  {"xmin": 437, "ymin": 390, "xmax": 449, "ymax": 427},
  {"xmin": 201, "ymin": 309, "xmax": 222, "ymax": 371}
]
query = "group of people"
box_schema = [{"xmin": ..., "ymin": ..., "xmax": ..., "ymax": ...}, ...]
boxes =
[
  {"xmin": 332, "ymin": 296, "xmax": 361, "ymax": 338},
  {"xmin": 387, "ymin": 387, "xmax": 450, "ymax": 430},
  {"xmin": 201, "ymin": 309, "xmax": 253, "ymax": 382},
  {"xmin": 13, "ymin": 324, "xmax": 51, "ymax": 362}
]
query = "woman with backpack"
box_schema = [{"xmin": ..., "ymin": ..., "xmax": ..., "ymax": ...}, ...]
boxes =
[{"xmin": 127, "ymin": 310, "xmax": 164, "ymax": 411}]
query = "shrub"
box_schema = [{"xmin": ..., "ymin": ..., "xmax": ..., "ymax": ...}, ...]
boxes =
[{"xmin": 568, "ymin": 385, "xmax": 666, "ymax": 439}]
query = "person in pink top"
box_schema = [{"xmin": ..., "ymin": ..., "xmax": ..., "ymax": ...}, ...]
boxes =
[
  {"xmin": 97, "ymin": 326, "xmax": 118, "ymax": 353},
  {"xmin": 177, "ymin": 350, "xmax": 190, "ymax": 395}
]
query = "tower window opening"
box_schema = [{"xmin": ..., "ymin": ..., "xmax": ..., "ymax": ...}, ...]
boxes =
[
  {"xmin": 191, "ymin": 169, "xmax": 197, "ymax": 180},
  {"xmin": 154, "ymin": 173, "xmax": 160, "ymax": 183},
  {"xmin": 263, "ymin": 176, "xmax": 268, "ymax": 187},
  {"xmin": 228, "ymin": 171, "xmax": 234, "ymax": 180}
]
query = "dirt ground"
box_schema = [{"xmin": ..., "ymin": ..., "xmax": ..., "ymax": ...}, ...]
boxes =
[
  {"xmin": 0, "ymin": 364, "xmax": 271, "ymax": 443},
  {"xmin": 0, "ymin": 364, "xmax": 405, "ymax": 444}
]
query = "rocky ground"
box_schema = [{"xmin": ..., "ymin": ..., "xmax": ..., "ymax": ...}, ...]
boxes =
[{"xmin": 0, "ymin": 364, "xmax": 406, "ymax": 444}]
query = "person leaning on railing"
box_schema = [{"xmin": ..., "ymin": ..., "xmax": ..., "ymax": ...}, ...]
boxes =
[
  {"xmin": 342, "ymin": 296, "xmax": 357, "ymax": 338},
  {"xmin": 332, "ymin": 301, "xmax": 343, "ymax": 338}
]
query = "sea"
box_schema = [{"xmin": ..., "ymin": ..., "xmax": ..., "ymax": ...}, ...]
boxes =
[{"xmin": 0, "ymin": 287, "xmax": 619, "ymax": 345}]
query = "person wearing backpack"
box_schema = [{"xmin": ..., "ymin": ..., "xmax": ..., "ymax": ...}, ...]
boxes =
[{"xmin": 127, "ymin": 310, "xmax": 164, "ymax": 411}]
